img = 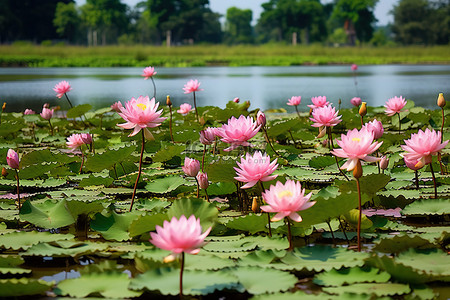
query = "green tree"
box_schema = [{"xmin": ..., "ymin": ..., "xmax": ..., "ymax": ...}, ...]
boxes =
[
  {"xmin": 224, "ymin": 7, "xmax": 253, "ymax": 44},
  {"xmin": 53, "ymin": 2, "xmax": 81, "ymax": 43},
  {"xmin": 330, "ymin": 0, "xmax": 378, "ymax": 45}
]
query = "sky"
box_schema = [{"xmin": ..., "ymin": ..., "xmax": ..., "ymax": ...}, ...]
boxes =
[{"xmin": 75, "ymin": 0, "xmax": 398, "ymax": 26}]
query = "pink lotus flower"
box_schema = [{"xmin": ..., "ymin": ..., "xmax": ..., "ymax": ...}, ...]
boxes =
[
  {"xmin": 308, "ymin": 96, "xmax": 330, "ymax": 110},
  {"xmin": 66, "ymin": 134, "xmax": 85, "ymax": 151},
  {"xmin": 287, "ymin": 96, "xmax": 301, "ymax": 106},
  {"xmin": 380, "ymin": 156, "xmax": 389, "ymax": 170},
  {"xmin": 53, "ymin": 81, "xmax": 72, "ymax": 98},
  {"xmin": 233, "ymin": 97, "xmax": 240, "ymax": 103},
  {"xmin": 256, "ymin": 111, "xmax": 266, "ymax": 127},
  {"xmin": 331, "ymin": 127, "xmax": 383, "ymax": 171},
  {"xmin": 385, "ymin": 96, "xmax": 407, "ymax": 116},
  {"xmin": 401, "ymin": 128, "xmax": 448, "ymax": 168},
  {"xmin": 117, "ymin": 96, "xmax": 166, "ymax": 140},
  {"xmin": 183, "ymin": 79, "xmax": 203, "ymax": 94},
  {"xmin": 404, "ymin": 157, "xmax": 423, "ymax": 171},
  {"xmin": 182, "ymin": 157, "xmax": 200, "ymax": 177},
  {"xmin": 261, "ymin": 180, "xmax": 315, "ymax": 222},
  {"xmin": 111, "ymin": 101, "xmax": 123, "ymax": 112},
  {"xmin": 362, "ymin": 119, "xmax": 384, "ymax": 139},
  {"xmin": 199, "ymin": 127, "xmax": 216, "ymax": 145},
  {"xmin": 24, "ymin": 109, "xmax": 35, "ymax": 115},
  {"xmin": 177, "ymin": 103, "xmax": 192, "ymax": 115},
  {"xmin": 310, "ymin": 105, "xmax": 342, "ymax": 128},
  {"xmin": 351, "ymin": 64, "xmax": 358, "ymax": 71},
  {"xmin": 350, "ymin": 97, "xmax": 362, "ymax": 106},
  {"xmin": 141, "ymin": 66, "xmax": 157, "ymax": 79},
  {"xmin": 40, "ymin": 107, "xmax": 54, "ymax": 120},
  {"xmin": 149, "ymin": 215, "xmax": 211, "ymax": 260},
  {"xmin": 6, "ymin": 149, "xmax": 19, "ymax": 169},
  {"xmin": 216, "ymin": 115, "xmax": 261, "ymax": 151},
  {"xmin": 196, "ymin": 172, "xmax": 209, "ymax": 189},
  {"xmin": 234, "ymin": 151, "xmax": 278, "ymax": 189}
]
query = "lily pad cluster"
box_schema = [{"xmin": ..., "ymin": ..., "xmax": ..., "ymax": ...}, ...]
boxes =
[{"xmin": 0, "ymin": 94, "xmax": 449, "ymax": 299}]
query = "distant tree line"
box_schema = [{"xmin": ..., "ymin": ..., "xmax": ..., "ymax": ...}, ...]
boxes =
[{"xmin": 0, "ymin": 0, "xmax": 448, "ymax": 46}]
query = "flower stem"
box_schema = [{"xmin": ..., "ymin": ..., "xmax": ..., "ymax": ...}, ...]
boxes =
[
  {"xmin": 294, "ymin": 106, "xmax": 301, "ymax": 119},
  {"xmin": 79, "ymin": 150, "xmax": 84, "ymax": 174},
  {"xmin": 195, "ymin": 176, "xmax": 200, "ymax": 198},
  {"xmin": 258, "ymin": 181, "xmax": 272, "ymax": 237},
  {"xmin": 169, "ymin": 105, "xmax": 174, "ymax": 142},
  {"xmin": 356, "ymin": 177, "xmax": 362, "ymax": 252},
  {"xmin": 205, "ymin": 189, "xmax": 210, "ymax": 202},
  {"xmin": 338, "ymin": 217, "xmax": 350, "ymax": 245},
  {"xmin": 398, "ymin": 113, "xmax": 401, "ymax": 133},
  {"xmin": 414, "ymin": 170, "xmax": 419, "ymax": 189},
  {"xmin": 430, "ymin": 162, "xmax": 437, "ymax": 199},
  {"xmin": 129, "ymin": 130, "xmax": 145, "ymax": 212},
  {"xmin": 151, "ymin": 77, "xmax": 157, "ymax": 100},
  {"xmin": 64, "ymin": 93, "xmax": 74, "ymax": 108},
  {"xmin": 286, "ymin": 217, "xmax": 293, "ymax": 251},
  {"xmin": 15, "ymin": 170, "xmax": 21, "ymax": 212},
  {"xmin": 441, "ymin": 108, "xmax": 445, "ymax": 142},
  {"xmin": 48, "ymin": 119, "xmax": 53, "ymax": 135},
  {"xmin": 326, "ymin": 220, "xmax": 336, "ymax": 246},
  {"xmin": 193, "ymin": 91, "xmax": 199, "ymax": 123},
  {"xmin": 263, "ymin": 127, "xmax": 280, "ymax": 156},
  {"xmin": 328, "ymin": 128, "xmax": 350, "ymax": 181},
  {"xmin": 179, "ymin": 252, "xmax": 185, "ymax": 300},
  {"xmin": 288, "ymin": 130, "xmax": 297, "ymax": 147},
  {"xmin": 201, "ymin": 145, "xmax": 206, "ymax": 172}
]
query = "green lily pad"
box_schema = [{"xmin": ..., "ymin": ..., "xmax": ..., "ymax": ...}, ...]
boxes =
[
  {"xmin": 84, "ymin": 144, "xmax": 137, "ymax": 172},
  {"xmin": 232, "ymin": 266, "xmax": 298, "ymax": 294},
  {"xmin": 0, "ymin": 255, "xmax": 30, "ymax": 275},
  {"xmin": 145, "ymin": 176, "xmax": 189, "ymax": 193},
  {"xmin": 0, "ymin": 278, "xmax": 53, "ymax": 297},
  {"xmin": 19, "ymin": 199, "xmax": 75, "ymax": 229},
  {"xmin": 225, "ymin": 213, "xmax": 270, "ymax": 234},
  {"xmin": 313, "ymin": 267, "xmax": 391, "ymax": 286},
  {"xmin": 373, "ymin": 234, "xmax": 435, "ymax": 253},
  {"xmin": 205, "ymin": 158, "xmax": 238, "ymax": 183},
  {"xmin": 22, "ymin": 240, "xmax": 109, "ymax": 257},
  {"xmin": 203, "ymin": 235, "xmax": 258, "ymax": 253},
  {"xmin": 152, "ymin": 144, "xmax": 185, "ymax": 163},
  {"xmin": 323, "ymin": 283, "xmax": 411, "ymax": 296},
  {"xmin": 167, "ymin": 197, "xmax": 218, "ymax": 230},
  {"xmin": 129, "ymin": 213, "xmax": 169, "ymax": 237},
  {"xmin": 401, "ymin": 198, "xmax": 450, "ymax": 215},
  {"xmin": 66, "ymin": 103, "xmax": 92, "ymax": 118},
  {"xmin": 55, "ymin": 271, "xmax": 142, "ymax": 298},
  {"xmin": 396, "ymin": 248, "xmax": 450, "ymax": 280},
  {"xmin": 0, "ymin": 231, "xmax": 74, "ymax": 250},
  {"xmin": 90, "ymin": 210, "xmax": 141, "ymax": 241}
]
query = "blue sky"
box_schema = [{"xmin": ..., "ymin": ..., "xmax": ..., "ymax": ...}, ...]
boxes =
[{"xmin": 75, "ymin": 0, "xmax": 398, "ymax": 26}]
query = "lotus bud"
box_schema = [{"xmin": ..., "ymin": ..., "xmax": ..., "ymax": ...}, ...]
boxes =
[
  {"xmin": 196, "ymin": 172, "xmax": 209, "ymax": 189},
  {"xmin": 251, "ymin": 197, "xmax": 260, "ymax": 213},
  {"xmin": 233, "ymin": 97, "xmax": 239, "ymax": 103},
  {"xmin": 256, "ymin": 111, "xmax": 266, "ymax": 127},
  {"xmin": 2, "ymin": 102, "xmax": 6, "ymax": 111},
  {"xmin": 338, "ymin": 98, "xmax": 342, "ymax": 105},
  {"xmin": 359, "ymin": 102, "xmax": 367, "ymax": 117},
  {"xmin": 321, "ymin": 139, "xmax": 328, "ymax": 148},
  {"xmin": 6, "ymin": 149, "xmax": 19, "ymax": 170},
  {"xmin": 380, "ymin": 156, "xmax": 389, "ymax": 170},
  {"xmin": 182, "ymin": 157, "xmax": 200, "ymax": 177},
  {"xmin": 353, "ymin": 160, "xmax": 363, "ymax": 179},
  {"xmin": 317, "ymin": 126, "xmax": 327, "ymax": 138},
  {"xmin": 166, "ymin": 95, "xmax": 172, "ymax": 106},
  {"xmin": 437, "ymin": 93, "xmax": 445, "ymax": 108},
  {"xmin": 2, "ymin": 167, "xmax": 8, "ymax": 177}
]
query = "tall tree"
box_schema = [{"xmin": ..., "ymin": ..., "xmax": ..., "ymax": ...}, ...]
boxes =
[
  {"xmin": 53, "ymin": 2, "xmax": 82, "ymax": 43},
  {"xmin": 330, "ymin": 0, "xmax": 378, "ymax": 45},
  {"xmin": 224, "ymin": 7, "xmax": 253, "ymax": 44}
]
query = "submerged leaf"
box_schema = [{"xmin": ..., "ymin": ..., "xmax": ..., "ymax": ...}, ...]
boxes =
[{"xmin": 313, "ymin": 266, "xmax": 391, "ymax": 286}]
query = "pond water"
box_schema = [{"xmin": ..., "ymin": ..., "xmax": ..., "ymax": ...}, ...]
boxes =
[{"xmin": 0, "ymin": 65, "xmax": 449, "ymax": 113}]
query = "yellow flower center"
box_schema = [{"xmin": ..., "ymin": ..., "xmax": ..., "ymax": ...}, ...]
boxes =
[
  {"xmin": 136, "ymin": 103, "xmax": 147, "ymax": 111},
  {"xmin": 352, "ymin": 137, "xmax": 361, "ymax": 142},
  {"xmin": 278, "ymin": 190, "xmax": 293, "ymax": 198}
]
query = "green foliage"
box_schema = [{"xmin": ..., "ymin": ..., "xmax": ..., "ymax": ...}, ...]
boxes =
[
  {"xmin": 19, "ymin": 199, "xmax": 76, "ymax": 229},
  {"xmin": 0, "ymin": 278, "xmax": 53, "ymax": 297},
  {"xmin": 168, "ymin": 198, "xmax": 218, "ymax": 230},
  {"xmin": 90, "ymin": 210, "xmax": 141, "ymax": 241},
  {"xmin": 313, "ymin": 267, "xmax": 391, "ymax": 286},
  {"xmin": 66, "ymin": 104, "xmax": 92, "ymax": 118},
  {"xmin": 232, "ymin": 266, "xmax": 298, "ymax": 294},
  {"xmin": 145, "ymin": 176, "xmax": 189, "ymax": 193},
  {"xmin": 85, "ymin": 145, "xmax": 137, "ymax": 172}
]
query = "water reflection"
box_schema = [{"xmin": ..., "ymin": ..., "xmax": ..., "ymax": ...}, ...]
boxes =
[{"xmin": 0, "ymin": 65, "xmax": 448, "ymax": 112}]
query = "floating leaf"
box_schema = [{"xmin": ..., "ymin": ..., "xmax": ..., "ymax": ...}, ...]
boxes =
[
  {"xmin": 313, "ymin": 267, "xmax": 391, "ymax": 286},
  {"xmin": 129, "ymin": 213, "xmax": 169, "ymax": 237},
  {"xmin": 342, "ymin": 209, "xmax": 373, "ymax": 229},
  {"xmin": 184, "ymin": 252, "xmax": 236, "ymax": 271},
  {"xmin": 232, "ymin": 266, "xmax": 298, "ymax": 294},
  {"xmin": 66, "ymin": 103, "xmax": 92, "ymax": 118},
  {"xmin": 338, "ymin": 174, "xmax": 391, "ymax": 197},
  {"xmin": 0, "ymin": 255, "xmax": 30, "ymax": 275},
  {"xmin": 323, "ymin": 283, "xmax": 410, "ymax": 297},
  {"xmin": 225, "ymin": 213, "xmax": 270, "ymax": 234},
  {"xmin": 130, "ymin": 267, "xmax": 241, "ymax": 296},
  {"xmin": 0, "ymin": 278, "xmax": 53, "ymax": 297},
  {"xmin": 78, "ymin": 174, "xmax": 114, "ymax": 187},
  {"xmin": 206, "ymin": 158, "xmax": 237, "ymax": 183},
  {"xmin": 85, "ymin": 145, "xmax": 136, "ymax": 172},
  {"xmin": 401, "ymin": 198, "xmax": 450, "ymax": 215},
  {"xmin": 90, "ymin": 210, "xmax": 141, "ymax": 241},
  {"xmin": 203, "ymin": 235, "xmax": 258, "ymax": 253},
  {"xmin": 145, "ymin": 176, "xmax": 188, "ymax": 193},
  {"xmin": 0, "ymin": 231, "xmax": 74, "ymax": 250},
  {"xmin": 373, "ymin": 234, "xmax": 434, "ymax": 253},
  {"xmin": 19, "ymin": 199, "xmax": 75, "ymax": 229},
  {"xmin": 167, "ymin": 197, "xmax": 218, "ymax": 230},
  {"xmin": 152, "ymin": 144, "xmax": 185, "ymax": 163},
  {"xmin": 309, "ymin": 156, "xmax": 336, "ymax": 169},
  {"xmin": 396, "ymin": 248, "xmax": 450, "ymax": 280},
  {"xmin": 55, "ymin": 271, "xmax": 142, "ymax": 298},
  {"xmin": 22, "ymin": 240, "xmax": 109, "ymax": 257}
]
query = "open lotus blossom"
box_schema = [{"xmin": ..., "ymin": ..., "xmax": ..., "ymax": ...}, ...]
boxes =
[
  {"xmin": 24, "ymin": 109, "xmax": 35, "ymax": 115},
  {"xmin": 117, "ymin": 95, "xmax": 166, "ymax": 140},
  {"xmin": 150, "ymin": 215, "xmax": 211, "ymax": 260},
  {"xmin": 40, "ymin": 107, "xmax": 54, "ymax": 120},
  {"xmin": 401, "ymin": 128, "xmax": 448, "ymax": 168},
  {"xmin": 350, "ymin": 97, "xmax": 362, "ymax": 106},
  {"xmin": 66, "ymin": 134, "xmax": 85, "ymax": 151},
  {"xmin": 331, "ymin": 127, "xmax": 383, "ymax": 171},
  {"xmin": 177, "ymin": 103, "xmax": 192, "ymax": 115},
  {"xmin": 351, "ymin": 64, "xmax": 358, "ymax": 71},
  {"xmin": 362, "ymin": 119, "xmax": 384, "ymax": 139},
  {"xmin": 182, "ymin": 157, "xmax": 200, "ymax": 177},
  {"xmin": 6, "ymin": 149, "xmax": 19, "ymax": 169},
  {"xmin": 308, "ymin": 96, "xmax": 330, "ymax": 110},
  {"xmin": 385, "ymin": 96, "xmax": 407, "ymax": 116},
  {"xmin": 261, "ymin": 180, "xmax": 315, "ymax": 222},
  {"xmin": 141, "ymin": 66, "xmax": 157, "ymax": 79},
  {"xmin": 234, "ymin": 151, "xmax": 278, "ymax": 189},
  {"xmin": 310, "ymin": 105, "xmax": 342, "ymax": 128},
  {"xmin": 53, "ymin": 80, "xmax": 72, "ymax": 98},
  {"xmin": 183, "ymin": 79, "xmax": 203, "ymax": 94},
  {"xmin": 287, "ymin": 96, "xmax": 301, "ymax": 106},
  {"xmin": 111, "ymin": 101, "xmax": 123, "ymax": 112},
  {"xmin": 199, "ymin": 127, "xmax": 216, "ymax": 145},
  {"xmin": 216, "ymin": 115, "xmax": 261, "ymax": 151}
]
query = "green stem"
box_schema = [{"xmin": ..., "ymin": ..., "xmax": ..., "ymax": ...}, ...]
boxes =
[
  {"xmin": 201, "ymin": 145, "xmax": 206, "ymax": 172},
  {"xmin": 129, "ymin": 130, "xmax": 145, "ymax": 212},
  {"xmin": 151, "ymin": 77, "xmax": 157, "ymax": 100},
  {"xmin": 263, "ymin": 127, "xmax": 280, "ymax": 156},
  {"xmin": 48, "ymin": 119, "xmax": 53, "ymax": 135},
  {"xmin": 326, "ymin": 220, "xmax": 336, "ymax": 246},
  {"xmin": 294, "ymin": 105, "xmax": 301, "ymax": 119},
  {"xmin": 179, "ymin": 252, "xmax": 184, "ymax": 300},
  {"xmin": 195, "ymin": 176, "xmax": 200, "ymax": 198},
  {"xmin": 64, "ymin": 93, "xmax": 74, "ymax": 108},
  {"xmin": 258, "ymin": 181, "xmax": 272, "ymax": 237},
  {"xmin": 286, "ymin": 217, "xmax": 293, "ymax": 251},
  {"xmin": 193, "ymin": 91, "xmax": 199, "ymax": 123},
  {"xmin": 339, "ymin": 217, "xmax": 350, "ymax": 245},
  {"xmin": 15, "ymin": 170, "xmax": 21, "ymax": 212},
  {"xmin": 356, "ymin": 177, "xmax": 362, "ymax": 252},
  {"xmin": 398, "ymin": 113, "xmax": 401, "ymax": 133},
  {"xmin": 169, "ymin": 105, "xmax": 174, "ymax": 142},
  {"xmin": 414, "ymin": 170, "xmax": 419, "ymax": 190},
  {"xmin": 430, "ymin": 163, "xmax": 437, "ymax": 199}
]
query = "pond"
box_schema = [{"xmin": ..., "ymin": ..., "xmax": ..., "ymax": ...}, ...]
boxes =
[{"xmin": 0, "ymin": 65, "xmax": 449, "ymax": 112}]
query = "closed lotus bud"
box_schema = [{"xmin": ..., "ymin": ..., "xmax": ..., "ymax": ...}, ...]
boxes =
[
  {"xmin": 437, "ymin": 93, "xmax": 445, "ymax": 108},
  {"xmin": 251, "ymin": 197, "xmax": 260, "ymax": 213},
  {"xmin": 317, "ymin": 126, "xmax": 327, "ymax": 138},
  {"xmin": 322, "ymin": 139, "xmax": 328, "ymax": 147},
  {"xmin": 81, "ymin": 133, "xmax": 92, "ymax": 144},
  {"xmin": 199, "ymin": 128, "xmax": 216, "ymax": 145},
  {"xmin": 256, "ymin": 111, "xmax": 266, "ymax": 127},
  {"xmin": 353, "ymin": 160, "xmax": 363, "ymax": 179},
  {"xmin": 182, "ymin": 157, "xmax": 200, "ymax": 177},
  {"xmin": 359, "ymin": 102, "xmax": 367, "ymax": 117},
  {"xmin": 2, "ymin": 102, "xmax": 6, "ymax": 111},
  {"xmin": 166, "ymin": 95, "xmax": 172, "ymax": 106},
  {"xmin": 6, "ymin": 149, "xmax": 20, "ymax": 169},
  {"xmin": 338, "ymin": 98, "xmax": 342, "ymax": 105},
  {"xmin": 380, "ymin": 156, "xmax": 389, "ymax": 170},
  {"xmin": 2, "ymin": 167, "xmax": 8, "ymax": 177},
  {"xmin": 233, "ymin": 97, "xmax": 239, "ymax": 103},
  {"xmin": 196, "ymin": 172, "xmax": 209, "ymax": 189}
]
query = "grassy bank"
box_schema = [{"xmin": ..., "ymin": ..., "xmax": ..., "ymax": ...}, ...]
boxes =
[{"xmin": 1, "ymin": 44, "xmax": 450, "ymax": 67}]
